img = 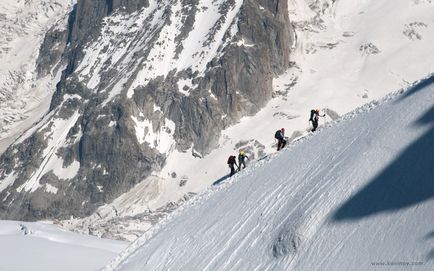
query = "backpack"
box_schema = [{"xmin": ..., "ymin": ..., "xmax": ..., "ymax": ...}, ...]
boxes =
[
  {"xmin": 274, "ymin": 130, "xmax": 282, "ymax": 140},
  {"xmin": 227, "ymin": 155, "xmax": 236, "ymax": 164},
  {"xmin": 238, "ymin": 153, "xmax": 246, "ymax": 161},
  {"xmin": 309, "ymin": 109, "xmax": 316, "ymax": 121}
]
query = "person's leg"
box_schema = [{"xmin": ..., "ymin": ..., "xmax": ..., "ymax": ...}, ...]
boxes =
[
  {"xmin": 312, "ymin": 120, "xmax": 318, "ymax": 131},
  {"xmin": 277, "ymin": 139, "xmax": 282, "ymax": 150}
]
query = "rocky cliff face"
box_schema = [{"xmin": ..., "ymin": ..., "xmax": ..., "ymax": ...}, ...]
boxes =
[
  {"xmin": 0, "ymin": 0, "xmax": 72, "ymax": 154},
  {"xmin": 0, "ymin": 0, "xmax": 293, "ymax": 220}
]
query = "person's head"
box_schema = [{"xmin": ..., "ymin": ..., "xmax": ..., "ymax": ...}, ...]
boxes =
[
  {"xmin": 315, "ymin": 108, "xmax": 320, "ymax": 113},
  {"xmin": 281, "ymin": 128, "xmax": 285, "ymax": 133},
  {"xmin": 239, "ymin": 150, "xmax": 245, "ymax": 155}
]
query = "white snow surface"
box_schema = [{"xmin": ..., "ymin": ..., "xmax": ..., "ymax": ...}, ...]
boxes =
[
  {"xmin": 131, "ymin": 116, "xmax": 176, "ymax": 154},
  {"xmin": 108, "ymin": 74, "xmax": 434, "ymax": 270},
  {"xmin": 0, "ymin": 220, "xmax": 127, "ymax": 271}
]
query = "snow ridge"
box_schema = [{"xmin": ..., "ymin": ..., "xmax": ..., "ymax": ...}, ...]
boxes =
[{"xmin": 105, "ymin": 73, "xmax": 434, "ymax": 270}]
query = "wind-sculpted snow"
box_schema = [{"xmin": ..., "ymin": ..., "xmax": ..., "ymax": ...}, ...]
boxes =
[{"xmin": 107, "ymin": 74, "xmax": 434, "ymax": 270}]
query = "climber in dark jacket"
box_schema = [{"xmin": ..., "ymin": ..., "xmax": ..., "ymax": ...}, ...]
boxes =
[
  {"xmin": 309, "ymin": 109, "xmax": 326, "ymax": 132},
  {"xmin": 275, "ymin": 128, "xmax": 287, "ymax": 151},
  {"xmin": 227, "ymin": 155, "xmax": 238, "ymax": 176}
]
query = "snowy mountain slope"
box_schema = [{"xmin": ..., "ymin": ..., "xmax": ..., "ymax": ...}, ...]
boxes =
[
  {"xmin": 0, "ymin": 0, "xmax": 72, "ymax": 153},
  {"xmin": 107, "ymin": 74, "xmax": 434, "ymax": 270},
  {"xmin": 0, "ymin": 220, "xmax": 127, "ymax": 271},
  {"xmin": 62, "ymin": 0, "xmax": 434, "ymax": 240}
]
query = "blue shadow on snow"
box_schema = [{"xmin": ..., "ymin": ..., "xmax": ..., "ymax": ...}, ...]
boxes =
[
  {"xmin": 333, "ymin": 75, "xmax": 434, "ymax": 221},
  {"xmin": 397, "ymin": 74, "xmax": 434, "ymax": 101},
  {"xmin": 213, "ymin": 175, "xmax": 230, "ymax": 186}
]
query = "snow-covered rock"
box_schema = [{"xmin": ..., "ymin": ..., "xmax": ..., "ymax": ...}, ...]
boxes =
[
  {"xmin": 0, "ymin": 0, "xmax": 292, "ymax": 221},
  {"xmin": 0, "ymin": 0, "xmax": 72, "ymax": 153}
]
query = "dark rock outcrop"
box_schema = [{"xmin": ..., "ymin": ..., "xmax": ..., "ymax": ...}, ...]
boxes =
[{"xmin": 0, "ymin": 0, "xmax": 293, "ymax": 221}]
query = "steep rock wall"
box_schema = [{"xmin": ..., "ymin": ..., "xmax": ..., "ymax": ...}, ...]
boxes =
[{"xmin": 0, "ymin": 0, "xmax": 293, "ymax": 220}]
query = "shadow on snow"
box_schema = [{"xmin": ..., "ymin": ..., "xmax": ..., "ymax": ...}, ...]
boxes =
[
  {"xmin": 213, "ymin": 174, "xmax": 230, "ymax": 186},
  {"xmin": 333, "ymin": 75, "xmax": 434, "ymax": 222}
]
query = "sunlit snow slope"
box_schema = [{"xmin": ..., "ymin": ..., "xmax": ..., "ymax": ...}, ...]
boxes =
[{"xmin": 108, "ymin": 75, "xmax": 434, "ymax": 270}]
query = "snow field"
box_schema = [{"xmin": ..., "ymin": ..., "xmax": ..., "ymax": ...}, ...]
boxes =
[{"xmin": 0, "ymin": 220, "xmax": 127, "ymax": 271}]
